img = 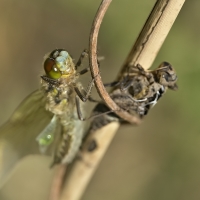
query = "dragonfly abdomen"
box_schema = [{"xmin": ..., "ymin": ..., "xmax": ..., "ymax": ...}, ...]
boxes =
[{"xmin": 51, "ymin": 113, "xmax": 85, "ymax": 166}]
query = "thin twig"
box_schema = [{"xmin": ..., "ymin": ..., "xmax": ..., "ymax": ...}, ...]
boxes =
[
  {"xmin": 60, "ymin": 0, "xmax": 185, "ymax": 200},
  {"xmin": 88, "ymin": 0, "xmax": 141, "ymax": 125}
]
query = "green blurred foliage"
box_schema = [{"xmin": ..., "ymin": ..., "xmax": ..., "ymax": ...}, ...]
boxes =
[{"xmin": 0, "ymin": 0, "xmax": 200, "ymax": 200}]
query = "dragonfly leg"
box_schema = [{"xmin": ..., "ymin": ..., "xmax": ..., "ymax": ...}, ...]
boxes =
[
  {"xmin": 75, "ymin": 49, "xmax": 103, "ymax": 75},
  {"xmin": 75, "ymin": 49, "xmax": 89, "ymax": 70},
  {"xmin": 103, "ymin": 80, "xmax": 121, "ymax": 88},
  {"xmin": 136, "ymin": 64, "xmax": 154, "ymax": 84},
  {"xmin": 41, "ymin": 75, "xmax": 59, "ymax": 86},
  {"xmin": 74, "ymin": 77, "xmax": 95, "ymax": 102},
  {"xmin": 75, "ymin": 95, "xmax": 86, "ymax": 121},
  {"xmin": 120, "ymin": 77, "xmax": 134, "ymax": 91},
  {"xmin": 75, "ymin": 96, "xmax": 116, "ymax": 121},
  {"xmin": 77, "ymin": 67, "xmax": 90, "ymax": 75}
]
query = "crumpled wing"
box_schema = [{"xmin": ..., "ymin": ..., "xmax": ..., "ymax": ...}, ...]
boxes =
[{"xmin": 0, "ymin": 90, "xmax": 53, "ymax": 187}]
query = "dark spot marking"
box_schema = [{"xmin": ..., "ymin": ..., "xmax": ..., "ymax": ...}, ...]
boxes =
[{"xmin": 87, "ymin": 139, "xmax": 98, "ymax": 152}]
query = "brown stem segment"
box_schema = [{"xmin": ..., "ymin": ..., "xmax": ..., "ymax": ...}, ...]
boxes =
[{"xmin": 89, "ymin": 0, "xmax": 141, "ymax": 125}]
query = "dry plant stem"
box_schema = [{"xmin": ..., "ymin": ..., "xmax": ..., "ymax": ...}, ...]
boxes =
[
  {"xmin": 60, "ymin": 122, "xmax": 119, "ymax": 200},
  {"xmin": 48, "ymin": 164, "xmax": 67, "ymax": 200},
  {"xmin": 89, "ymin": 0, "xmax": 141, "ymax": 125},
  {"xmin": 60, "ymin": 0, "xmax": 185, "ymax": 200},
  {"xmin": 119, "ymin": 0, "xmax": 185, "ymax": 76}
]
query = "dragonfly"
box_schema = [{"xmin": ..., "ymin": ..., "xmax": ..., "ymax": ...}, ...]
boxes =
[
  {"xmin": 89, "ymin": 62, "xmax": 178, "ymax": 132},
  {"xmin": 0, "ymin": 49, "xmax": 93, "ymax": 187}
]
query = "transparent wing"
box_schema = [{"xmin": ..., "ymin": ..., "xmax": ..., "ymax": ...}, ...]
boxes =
[
  {"xmin": 0, "ymin": 90, "xmax": 54, "ymax": 186},
  {"xmin": 36, "ymin": 115, "xmax": 58, "ymax": 153}
]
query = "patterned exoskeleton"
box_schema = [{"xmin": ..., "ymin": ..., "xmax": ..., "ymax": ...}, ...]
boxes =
[
  {"xmin": 89, "ymin": 62, "xmax": 178, "ymax": 132},
  {"xmin": 0, "ymin": 49, "xmax": 93, "ymax": 186}
]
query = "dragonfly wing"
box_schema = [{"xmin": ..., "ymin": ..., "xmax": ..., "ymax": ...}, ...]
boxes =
[{"xmin": 0, "ymin": 90, "xmax": 54, "ymax": 186}]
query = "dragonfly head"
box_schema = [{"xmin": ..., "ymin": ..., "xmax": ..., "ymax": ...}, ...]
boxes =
[
  {"xmin": 154, "ymin": 62, "xmax": 178, "ymax": 90},
  {"xmin": 44, "ymin": 49, "xmax": 75, "ymax": 79}
]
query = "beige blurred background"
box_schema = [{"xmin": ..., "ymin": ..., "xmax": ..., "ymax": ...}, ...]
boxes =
[{"xmin": 0, "ymin": 0, "xmax": 200, "ymax": 200}]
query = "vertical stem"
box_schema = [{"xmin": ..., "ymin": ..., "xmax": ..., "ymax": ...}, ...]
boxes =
[
  {"xmin": 60, "ymin": 0, "xmax": 185, "ymax": 199},
  {"xmin": 120, "ymin": 0, "xmax": 185, "ymax": 75}
]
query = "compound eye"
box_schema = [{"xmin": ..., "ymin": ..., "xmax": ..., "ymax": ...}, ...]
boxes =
[
  {"xmin": 162, "ymin": 73, "xmax": 169, "ymax": 81},
  {"xmin": 44, "ymin": 58, "xmax": 62, "ymax": 79},
  {"xmin": 162, "ymin": 73, "xmax": 177, "ymax": 82}
]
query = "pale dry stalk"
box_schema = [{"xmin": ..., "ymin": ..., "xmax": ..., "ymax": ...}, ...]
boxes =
[{"xmin": 60, "ymin": 0, "xmax": 185, "ymax": 200}]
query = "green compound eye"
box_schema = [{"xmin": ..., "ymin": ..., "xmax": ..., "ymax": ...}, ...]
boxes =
[{"xmin": 44, "ymin": 58, "xmax": 62, "ymax": 79}]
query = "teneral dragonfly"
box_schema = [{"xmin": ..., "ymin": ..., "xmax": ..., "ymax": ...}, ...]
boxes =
[
  {"xmin": 0, "ymin": 49, "xmax": 91, "ymax": 186},
  {"xmin": 89, "ymin": 62, "xmax": 178, "ymax": 132}
]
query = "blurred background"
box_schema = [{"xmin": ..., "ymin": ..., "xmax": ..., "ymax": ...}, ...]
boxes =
[{"xmin": 0, "ymin": 0, "xmax": 200, "ymax": 200}]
